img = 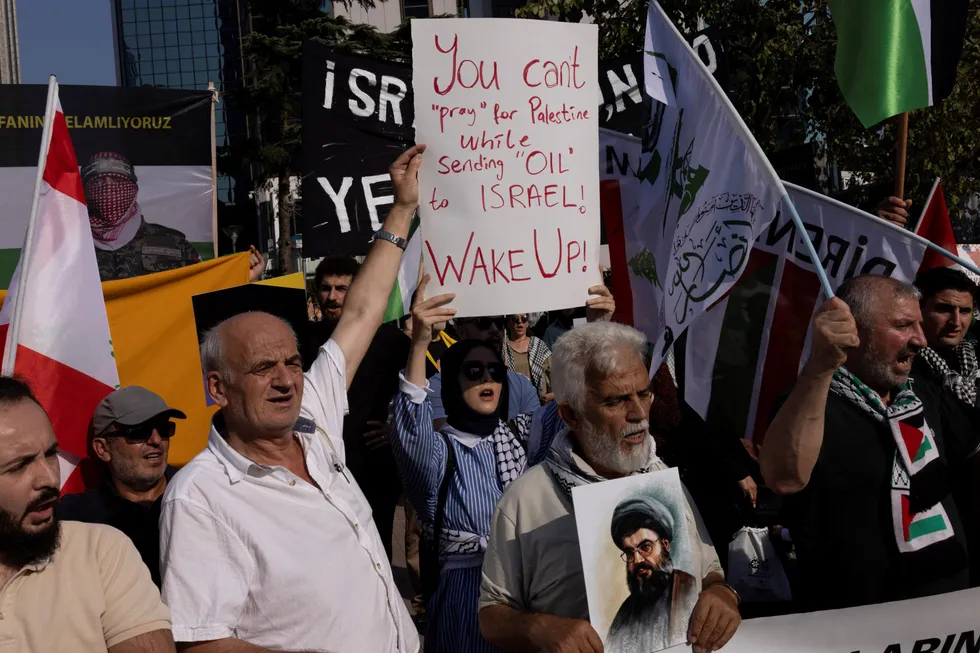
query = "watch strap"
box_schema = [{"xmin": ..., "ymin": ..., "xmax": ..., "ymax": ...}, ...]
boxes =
[{"xmin": 373, "ymin": 230, "xmax": 408, "ymax": 250}]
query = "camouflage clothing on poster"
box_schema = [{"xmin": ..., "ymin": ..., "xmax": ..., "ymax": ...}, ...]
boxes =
[{"xmin": 96, "ymin": 217, "xmax": 200, "ymax": 282}]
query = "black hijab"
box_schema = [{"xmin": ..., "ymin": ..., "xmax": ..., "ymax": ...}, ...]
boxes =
[{"xmin": 440, "ymin": 339, "xmax": 509, "ymax": 437}]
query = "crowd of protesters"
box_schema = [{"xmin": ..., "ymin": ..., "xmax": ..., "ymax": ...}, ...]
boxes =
[{"xmin": 2, "ymin": 144, "xmax": 980, "ymax": 653}]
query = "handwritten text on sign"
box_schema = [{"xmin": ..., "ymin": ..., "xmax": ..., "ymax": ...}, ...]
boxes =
[{"xmin": 412, "ymin": 19, "xmax": 599, "ymax": 317}]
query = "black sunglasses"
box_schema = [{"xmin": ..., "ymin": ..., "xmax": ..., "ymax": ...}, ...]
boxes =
[
  {"xmin": 509, "ymin": 315, "xmax": 529, "ymax": 324},
  {"xmin": 461, "ymin": 361, "xmax": 507, "ymax": 383},
  {"xmin": 108, "ymin": 419, "xmax": 176, "ymax": 444},
  {"xmin": 458, "ymin": 317, "xmax": 506, "ymax": 330}
]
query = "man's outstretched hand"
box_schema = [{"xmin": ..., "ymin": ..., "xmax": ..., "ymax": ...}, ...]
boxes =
[{"xmin": 248, "ymin": 246, "xmax": 264, "ymax": 282}]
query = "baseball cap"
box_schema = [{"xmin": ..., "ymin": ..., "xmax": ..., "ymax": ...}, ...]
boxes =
[{"xmin": 92, "ymin": 386, "xmax": 186, "ymax": 436}]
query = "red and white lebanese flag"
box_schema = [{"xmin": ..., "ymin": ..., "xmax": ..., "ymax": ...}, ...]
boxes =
[
  {"xmin": 0, "ymin": 79, "xmax": 118, "ymax": 493},
  {"xmin": 913, "ymin": 179, "xmax": 958, "ymax": 274}
]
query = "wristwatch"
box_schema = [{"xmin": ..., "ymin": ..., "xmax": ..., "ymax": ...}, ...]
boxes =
[{"xmin": 372, "ymin": 229, "xmax": 408, "ymax": 250}]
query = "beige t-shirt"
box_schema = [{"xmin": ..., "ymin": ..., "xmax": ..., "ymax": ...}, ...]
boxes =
[
  {"xmin": 479, "ymin": 456, "xmax": 723, "ymax": 619},
  {"xmin": 0, "ymin": 521, "xmax": 171, "ymax": 652}
]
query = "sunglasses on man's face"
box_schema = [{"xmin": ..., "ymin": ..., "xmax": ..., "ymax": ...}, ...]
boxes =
[
  {"xmin": 509, "ymin": 315, "xmax": 529, "ymax": 324},
  {"xmin": 108, "ymin": 419, "xmax": 176, "ymax": 445},
  {"xmin": 461, "ymin": 361, "xmax": 507, "ymax": 383}
]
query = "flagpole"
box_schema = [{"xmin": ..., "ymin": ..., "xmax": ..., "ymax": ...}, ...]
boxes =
[
  {"xmin": 2, "ymin": 75, "xmax": 58, "ymax": 376},
  {"xmin": 894, "ymin": 112, "xmax": 909, "ymax": 198},
  {"xmin": 908, "ymin": 177, "xmax": 939, "ymax": 234},
  {"xmin": 208, "ymin": 81, "xmax": 218, "ymax": 258}
]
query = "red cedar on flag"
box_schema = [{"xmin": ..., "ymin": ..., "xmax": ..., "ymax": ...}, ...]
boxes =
[
  {"xmin": 0, "ymin": 79, "xmax": 119, "ymax": 493},
  {"xmin": 913, "ymin": 179, "xmax": 958, "ymax": 274}
]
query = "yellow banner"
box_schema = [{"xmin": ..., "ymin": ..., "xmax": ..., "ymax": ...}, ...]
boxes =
[
  {"xmin": 256, "ymin": 271, "xmax": 306, "ymax": 290},
  {"xmin": 0, "ymin": 253, "xmax": 249, "ymax": 465}
]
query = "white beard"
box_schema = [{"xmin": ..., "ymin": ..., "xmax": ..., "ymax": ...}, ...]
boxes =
[{"xmin": 577, "ymin": 419, "xmax": 652, "ymax": 476}]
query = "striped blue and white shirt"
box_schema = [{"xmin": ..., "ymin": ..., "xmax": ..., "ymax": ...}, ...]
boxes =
[{"xmin": 391, "ymin": 375, "xmax": 560, "ymax": 560}]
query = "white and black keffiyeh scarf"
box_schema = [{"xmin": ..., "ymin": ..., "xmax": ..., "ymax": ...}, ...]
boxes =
[
  {"xmin": 543, "ymin": 427, "xmax": 661, "ymax": 502},
  {"xmin": 830, "ymin": 367, "xmax": 964, "ymax": 569},
  {"xmin": 503, "ymin": 336, "xmax": 552, "ymax": 397},
  {"xmin": 492, "ymin": 413, "xmax": 533, "ymax": 488},
  {"xmin": 918, "ymin": 340, "xmax": 980, "ymax": 406}
]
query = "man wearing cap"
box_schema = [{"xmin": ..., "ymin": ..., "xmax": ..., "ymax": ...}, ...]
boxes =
[
  {"xmin": 606, "ymin": 495, "xmax": 698, "ymax": 653},
  {"xmin": 60, "ymin": 386, "xmax": 185, "ymax": 587},
  {"xmin": 82, "ymin": 151, "xmax": 201, "ymax": 281}
]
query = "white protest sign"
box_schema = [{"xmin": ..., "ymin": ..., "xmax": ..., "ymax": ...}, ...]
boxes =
[{"xmin": 412, "ymin": 19, "xmax": 600, "ymax": 317}]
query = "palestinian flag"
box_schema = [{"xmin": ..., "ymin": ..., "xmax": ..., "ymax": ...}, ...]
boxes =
[
  {"xmin": 829, "ymin": 0, "xmax": 970, "ymax": 128},
  {"xmin": 382, "ymin": 212, "xmax": 422, "ymax": 322}
]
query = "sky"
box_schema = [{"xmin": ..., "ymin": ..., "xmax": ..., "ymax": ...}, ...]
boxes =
[{"xmin": 17, "ymin": 0, "xmax": 117, "ymax": 86}]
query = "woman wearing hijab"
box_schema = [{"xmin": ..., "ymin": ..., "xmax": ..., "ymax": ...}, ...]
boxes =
[
  {"xmin": 502, "ymin": 312, "xmax": 553, "ymax": 404},
  {"xmin": 391, "ymin": 278, "xmax": 556, "ymax": 653}
]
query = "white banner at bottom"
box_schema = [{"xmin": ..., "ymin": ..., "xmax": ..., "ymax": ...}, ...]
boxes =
[{"xmin": 664, "ymin": 587, "xmax": 980, "ymax": 653}]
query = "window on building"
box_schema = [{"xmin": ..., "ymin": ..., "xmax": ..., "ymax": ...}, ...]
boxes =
[{"xmin": 403, "ymin": 0, "xmax": 430, "ymax": 18}]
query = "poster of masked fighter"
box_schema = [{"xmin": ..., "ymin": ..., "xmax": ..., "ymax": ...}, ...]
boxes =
[
  {"xmin": 573, "ymin": 468, "xmax": 714, "ymax": 653},
  {"xmin": 0, "ymin": 86, "xmax": 213, "ymax": 285},
  {"xmin": 83, "ymin": 152, "xmax": 201, "ymax": 281}
]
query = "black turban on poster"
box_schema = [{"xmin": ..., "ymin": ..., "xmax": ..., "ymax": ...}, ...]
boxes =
[{"xmin": 610, "ymin": 496, "xmax": 675, "ymax": 548}]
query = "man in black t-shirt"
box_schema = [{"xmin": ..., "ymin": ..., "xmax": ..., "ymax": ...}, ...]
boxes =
[{"xmin": 760, "ymin": 275, "xmax": 980, "ymax": 611}]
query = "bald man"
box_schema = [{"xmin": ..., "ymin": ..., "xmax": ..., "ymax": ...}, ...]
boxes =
[
  {"xmin": 761, "ymin": 275, "xmax": 980, "ymax": 611},
  {"xmin": 157, "ymin": 146, "xmax": 428, "ymax": 653}
]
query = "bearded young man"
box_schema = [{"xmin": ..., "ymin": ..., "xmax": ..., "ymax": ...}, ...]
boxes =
[
  {"xmin": 761, "ymin": 275, "xmax": 980, "ymax": 611},
  {"xmin": 0, "ymin": 377, "xmax": 174, "ymax": 652},
  {"xmin": 478, "ymin": 322, "xmax": 740, "ymax": 653},
  {"xmin": 912, "ymin": 267, "xmax": 980, "ymax": 408}
]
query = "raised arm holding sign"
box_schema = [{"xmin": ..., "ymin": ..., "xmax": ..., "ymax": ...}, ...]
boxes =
[{"xmin": 412, "ymin": 19, "xmax": 600, "ymax": 318}]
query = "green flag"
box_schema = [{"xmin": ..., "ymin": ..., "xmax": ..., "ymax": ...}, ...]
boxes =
[
  {"xmin": 829, "ymin": 0, "xmax": 968, "ymax": 128},
  {"xmin": 382, "ymin": 214, "xmax": 422, "ymax": 323}
]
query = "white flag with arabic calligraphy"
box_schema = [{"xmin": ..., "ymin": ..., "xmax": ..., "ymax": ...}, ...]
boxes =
[{"xmin": 634, "ymin": 1, "xmax": 790, "ymax": 372}]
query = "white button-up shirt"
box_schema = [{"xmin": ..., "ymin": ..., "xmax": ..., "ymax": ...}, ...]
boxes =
[{"xmin": 159, "ymin": 339, "xmax": 419, "ymax": 653}]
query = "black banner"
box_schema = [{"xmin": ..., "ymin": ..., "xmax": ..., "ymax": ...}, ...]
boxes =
[
  {"xmin": 302, "ymin": 43, "xmax": 415, "ymax": 257},
  {"xmin": 599, "ymin": 28, "xmax": 727, "ymax": 136},
  {"xmin": 0, "ymin": 86, "xmax": 211, "ymax": 166}
]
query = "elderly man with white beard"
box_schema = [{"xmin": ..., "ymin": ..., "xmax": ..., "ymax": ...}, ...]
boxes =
[{"xmin": 478, "ymin": 322, "xmax": 741, "ymax": 653}]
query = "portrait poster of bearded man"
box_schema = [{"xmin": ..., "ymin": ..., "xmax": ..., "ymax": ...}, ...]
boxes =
[
  {"xmin": 82, "ymin": 151, "xmax": 200, "ymax": 282},
  {"xmin": 573, "ymin": 468, "xmax": 702, "ymax": 653}
]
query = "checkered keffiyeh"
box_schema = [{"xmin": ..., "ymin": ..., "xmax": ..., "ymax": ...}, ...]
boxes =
[
  {"xmin": 918, "ymin": 340, "xmax": 980, "ymax": 407},
  {"xmin": 83, "ymin": 152, "xmax": 141, "ymax": 243},
  {"xmin": 830, "ymin": 367, "xmax": 959, "ymax": 558}
]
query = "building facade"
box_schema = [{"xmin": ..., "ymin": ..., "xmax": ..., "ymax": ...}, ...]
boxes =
[
  {"xmin": 0, "ymin": 0, "xmax": 20, "ymax": 84},
  {"xmin": 109, "ymin": 0, "xmax": 253, "ymax": 251}
]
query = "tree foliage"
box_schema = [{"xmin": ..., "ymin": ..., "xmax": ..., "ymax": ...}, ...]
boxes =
[{"xmin": 517, "ymin": 0, "xmax": 980, "ymax": 234}]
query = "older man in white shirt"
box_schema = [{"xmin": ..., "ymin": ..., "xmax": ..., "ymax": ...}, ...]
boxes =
[{"xmin": 158, "ymin": 146, "xmax": 430, "ymax": 653}]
